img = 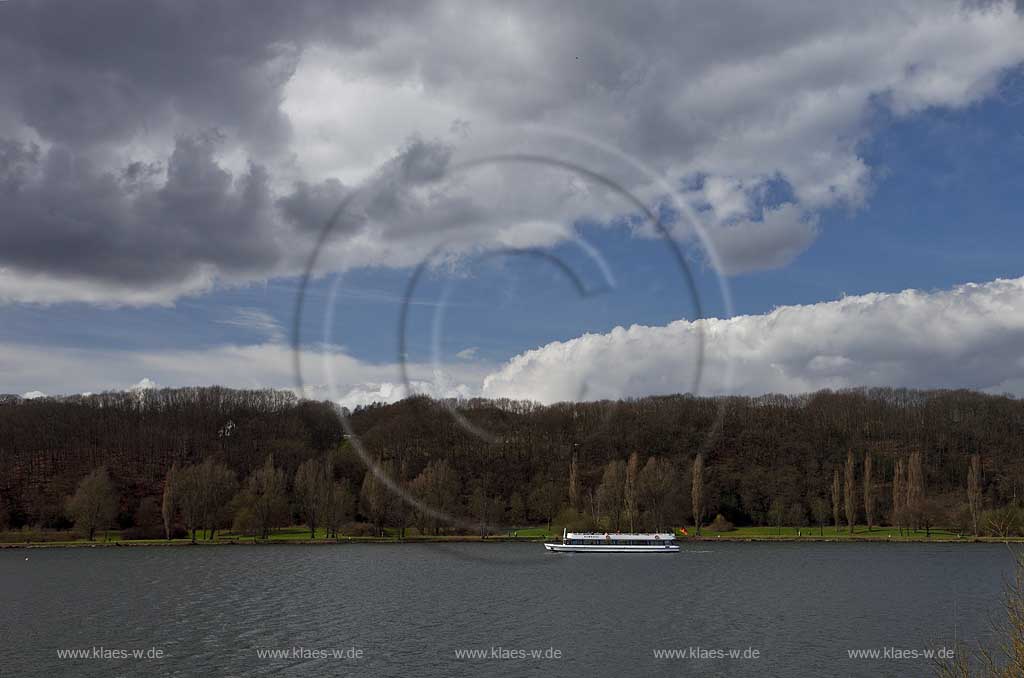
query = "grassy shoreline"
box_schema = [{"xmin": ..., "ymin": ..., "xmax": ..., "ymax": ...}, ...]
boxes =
[{"xmin": 4, "ymin": 525, "xmax": 1023, "ymax": 548}]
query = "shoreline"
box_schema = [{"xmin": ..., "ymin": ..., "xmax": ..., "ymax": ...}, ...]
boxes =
[{"xmin": 4, "ymin": 535, "xmax": 1022, "ymax": 548}]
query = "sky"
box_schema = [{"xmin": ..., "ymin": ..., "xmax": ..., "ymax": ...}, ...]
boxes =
[{"xmin": 2, "ymin": 1, "xmax": 1024, "ymax": 406}]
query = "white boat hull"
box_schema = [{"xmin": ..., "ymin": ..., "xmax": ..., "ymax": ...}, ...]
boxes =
[{"xmin": 544, "ymin": 543, "xmax": 679, "ymax": 553}]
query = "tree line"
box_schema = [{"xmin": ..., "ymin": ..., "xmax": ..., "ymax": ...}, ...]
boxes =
[{"xmin": 5, "ymin": 385, "xmax": 1024, "ymax": 538}]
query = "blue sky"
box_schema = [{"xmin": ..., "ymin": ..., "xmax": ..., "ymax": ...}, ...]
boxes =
[
  {"xmin": 6, "ymin": 72, "xmax": 1022, "ymax": 365},
  {"xmin": 2, "ymin": 2, "xmax": 1024, "ymax": 402}
]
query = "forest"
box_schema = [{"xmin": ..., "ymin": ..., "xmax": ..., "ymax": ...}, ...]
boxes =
[{"xmin": 2, "ymin": 385, "xmax": 1023, "ymax": 539}]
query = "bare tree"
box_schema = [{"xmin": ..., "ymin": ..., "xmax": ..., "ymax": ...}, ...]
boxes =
[
  {"xmin": 937, "ymin": 553, "xmax": 1024, "ymax": 677},
  {"xmin": 391, "ymin": 459, "xmax": 411, "ymax": 540},
  {"xmin": 66, "ymin": 467, "xmax": 118, "ymax": 541},
  {"xmin": 469, "ymin": 481, "xmax": 492, "ymax": 536},
  {"xmin": 811, "ymin": 495, "xmax": 829, "ymax": 536},
  {"xmin": 528, "ymin": 478, "xmax": 561, "ymax": 533},
  {"xmin": 968, "ymin": 453, "xmax": 982, "ymax": 537},
  {"xmin": 624, "ymin": 452, "xmax": 640, "ymax": 532},
  {"xmin": 199, "ymin": 459, "xmax": 236, "ymax": 540},
  {"xmin": 863, "ymin": 452, "xmax": 875, "ymax": 531},
  {"xmin": 176, "ymin": 459, "xmax": 236, "ymax": 541},
  {"xmin": 360, "ymin": 458, "xmax": 397, "ymax": 537},
  {"xmin": 595, "ymin": 460, "xmax": 625, "ymax": 531},
  {"xmin": 893, "ymin": 458, "xmax": 905, "ymax": 536},
  {"xmin": 295, "ymin": 456, "xmax": 332, "ymax": 539},
  {"xmin": 324, "ymin": 481, "xmax": 353, "ymax": 539},
  {"xmin": 411, "ymin": 459, "xmax": 459, "ymax": 535},
  {"xmin": 233, "ymin": 455, "xmax": 288, "ymax": 539},
  {"xmin": 508, "ymin": 492, "xmax": 526, "ymax": 527},
  {"xmin": 907, "ymin": 450, "xmax": 925, "ymax": 531},
  {"xmin": 161, "ymin": 462, "xmax": 178, "ymax": 540},
  {"xmin": 131, "ymin": 496, "xmax": 163, "ymax": 539},
  {"xmin": 691, "ymin": 453, "xmax": 705, "ymax": 535},
  {"xmin": 176, "ymin": 464, "xmax": 204, "ymax": 543},
  {"xmin": 21, "ymin": 384, "xmax": 1024, "ymax": 542},
  {"xmin": 831, "ymin": 468, "xmax": 842, "ymax": 535},
  {"xmin": 568, "ymin": 450, "xmax": 580, "ymax": 512},
  {"xmin": 769, "ymin": 498, "xmax": 786, "ymax": 535},
  {"xmin": 787, "ymin": 502, "xmax": 806, "ymax": 529},
  {"xmin": 844, "ymin": 450, "xmax": 856, "ymax": 534},
  {"xmin": 638, "ymin": 456, "xmax": 673, "ymax": 531},
  {"xmin": 986, "ymin": 506, "xmax": 1023, "ymax": 540},
  {"xmin": 586, "ymin": 486, "xmax": 599, "ymax": 526}
]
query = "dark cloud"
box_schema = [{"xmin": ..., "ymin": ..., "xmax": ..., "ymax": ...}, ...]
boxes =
[
  {"xmin": 277, "ymin": 137, "xmax": 475, "ymax": 242},
  {"xmin": 394, "ymin": 137, "xmax": 453, "ymax": 184},
  {"xmin": 0, "ymin": 1, "xmax": 458, "ymax": 302},
  {"xmin": 0, "ymin": 128, "xmax": 479, "ymax": 302},
  {"xmin": 0, "ymin": 138, "xmax": 41, "ymax": 192},
  {"xmin": 0, "ymin": 1, "xmax": 1021, "ymax": 302},
  {"xmin": 0, "ymin": 2, "xmax": 309, "ymax": 150},
  {"xmin": 0, "ymin": 132, "xmax": 283, "ymax": 292},
  {"xmin": 277, "ymin": 177, "xmax": 348, "ymax": 233}
]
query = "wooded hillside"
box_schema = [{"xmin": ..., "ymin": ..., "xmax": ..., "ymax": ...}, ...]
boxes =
[{"xmin": 2, "ymin": 386, "xmax": 1022, "ymax": 534}]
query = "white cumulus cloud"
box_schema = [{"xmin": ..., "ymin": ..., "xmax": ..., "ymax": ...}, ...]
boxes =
[
  {"xmin": 8, "ymin": 276, "xmax": 1024, "ymax": 407},
  {"xmin": 481, "ymin": 276, "xmax": 1024, "ymax": 402}
]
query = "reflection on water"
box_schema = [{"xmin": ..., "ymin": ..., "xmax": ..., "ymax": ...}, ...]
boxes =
[{"xmin": 1, "ymin": 543, "xmax": 1015, "ymax": 677}]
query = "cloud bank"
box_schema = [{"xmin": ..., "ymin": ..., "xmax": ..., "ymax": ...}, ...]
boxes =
[
  {"xmin": 10, "ymin": 276, "xmax": 1024, "ymax": 405},
  {"xmin": 482, "ymin": 276, "xmax": 1024, "ymax": 402},
  {"xmin": 0, "ymin": 339, "xmax": 491, "ymax": 410}
]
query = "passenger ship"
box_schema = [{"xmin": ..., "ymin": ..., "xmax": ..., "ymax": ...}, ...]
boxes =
[{"xmin": 544, "ymin": 529, "xmax": 679, "ymax": 553}]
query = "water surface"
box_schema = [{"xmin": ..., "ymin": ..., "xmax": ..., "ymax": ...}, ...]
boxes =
[{"xmin": 1, "ymin": 542, "xmax": 1014, "ymax": 677}]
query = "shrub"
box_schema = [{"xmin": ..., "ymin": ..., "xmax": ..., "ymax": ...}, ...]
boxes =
[
  {"xmin": 122, "ymin": 525, "xmax": 163, "ymax": 539},
  {"xmin": 123, "ymin": 496, "xmax": 163, "ymax": 539},
  {"xmin": 0, "ymin": 527, "xmax": 78, "ymax": 543},
  {"xmin": 552, "ymin": 507, "xmax": 595, "ymax": 534},
  {"xmin": 340, "ymin": 521, "xmax": 376, "ymax": 537},
  {"xmin": 231, "ymin": 506, "xmax": 260, "ymax": 537},
  {"xmin": 982, "ymin": 505, "xmax": 1024, "ymax": 538},
  {"xmin": 708, "ymin": 513, "xmax": 735, "ymax": 532}
]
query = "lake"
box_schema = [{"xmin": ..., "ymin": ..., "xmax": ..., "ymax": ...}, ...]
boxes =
[{"xmin": 1, "ymin": 542, "xmax": 1016, "ymax": 677}]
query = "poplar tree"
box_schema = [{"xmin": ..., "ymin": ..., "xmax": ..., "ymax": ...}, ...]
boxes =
[
  {"xmin": 893, "ymin": 458, "xmax": 905, "ymax": 535},
  {"xmin": 831, "ymin": 468, "xmax": 842, "ymax": 535},
  {"xmin": 568, "ymin": 452, "xmax": 580, "ymax": 512},
  {"xmin": 623, "ymin": 452, "xmax": 640, "ymax": 532},
  {"xmin": 907, "ymin": 450, "xmax": 925, "ymax": 531},
  {"xmin": 595, "ymin": 460, "xmax": 625, "ymax": 531},
  {"xmin": 691, "ymin": 453, "xmax": 704, "ymax": 535},
  {"xmin": 161, "ymin": 462, "xmax": 178, "ymax": 540},
  {"xmin": 863, "ymin": 453, "xmax": 875, "ymax": 531},
  {"xmin": 844, "ymin": 451, "xmax": 856, "ymax": 534},
  {"xmin": 967, "ymin": 454, "xmax": 982, "ymax": 537}
]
